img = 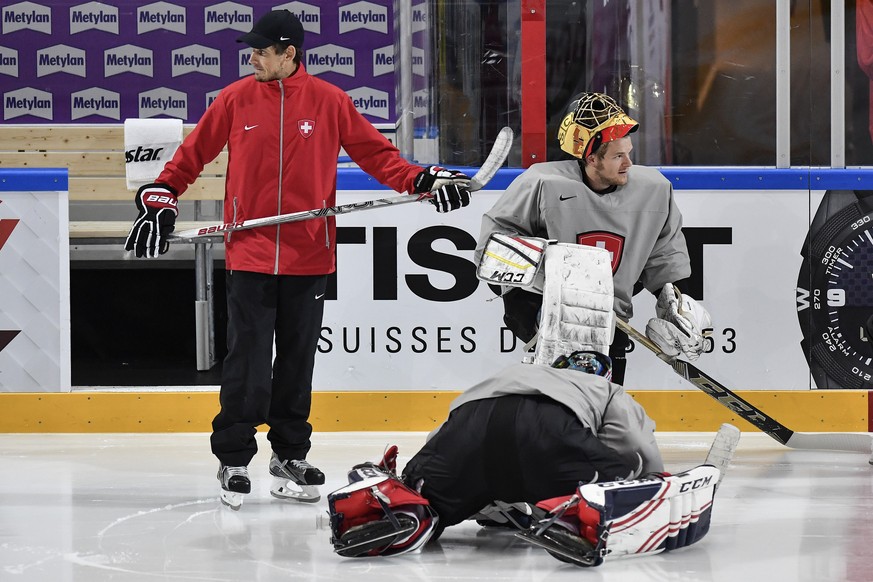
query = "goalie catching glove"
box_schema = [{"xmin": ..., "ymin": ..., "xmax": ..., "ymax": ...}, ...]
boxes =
[
  {"xmin": 646, "ymin": 283, "xmax": 712, "ymax": 360},
  {"xmin": 413, "ymin": 165, "xmax": 471, "ymax": 213},
  {"xmin": 124, "ymin": 183, "xmax": 178, "ymax": 258}
]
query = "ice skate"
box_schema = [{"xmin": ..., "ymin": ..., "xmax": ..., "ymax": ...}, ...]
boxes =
[
  {"xmin": 269, "ymin": 453, "xmax": 325, "ymax": 503},
  {"xmin": 218, "ymin": 465, "xmax": 251, "ymax": 510}
]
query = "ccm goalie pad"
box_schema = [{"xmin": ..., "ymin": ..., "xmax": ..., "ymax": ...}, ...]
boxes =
[
  {"xmin": 516, "ymin": 465, "xmax": 720, "ymax": 567},
  {"xmin": 327, "ymin": 459, "xmax": 438, "ymax": 557},
  {"xmin": 532, "ymin": 243, "xmax": 614, "ymax": 365},
  {"xmin": 476, "ymin": 233, "xmax": 551, "ymax": 290}
]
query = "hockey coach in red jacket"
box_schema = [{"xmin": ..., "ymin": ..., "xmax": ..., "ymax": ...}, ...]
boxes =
[{"xmin": 124, "ymin": 9, "xmax": 473, "ymax": 509}]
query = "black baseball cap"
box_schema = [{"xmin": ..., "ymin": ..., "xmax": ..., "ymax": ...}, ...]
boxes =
[{"xmin": 237, "ymin": 10, "xmax": 304, "ymax": 49}]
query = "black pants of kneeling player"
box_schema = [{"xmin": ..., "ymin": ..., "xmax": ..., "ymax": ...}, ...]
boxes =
[
  {"xmin": 211, "ymin": 271, "xmax": 327, "ymax": 467},
  {"xmin": 402, "ymin": 394, "xmax": 637, "ymax": 537}
]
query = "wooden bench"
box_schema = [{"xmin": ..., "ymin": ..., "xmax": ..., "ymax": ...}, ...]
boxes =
[{"xmin": 0, "ymin": 125, "xmax": 225, "ymax": 371}]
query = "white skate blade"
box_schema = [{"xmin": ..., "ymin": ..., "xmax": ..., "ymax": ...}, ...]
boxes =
[
  {"xmin": 220, "ymin": 489, "xmax": 245, "ymax": 510},
  {"xmin": 271, "ymin": 477, "xmax": 321, "ymax": 503},
  {"xmin": 704, "ymin": 423, "xmax": 741, "ymax": 487}
]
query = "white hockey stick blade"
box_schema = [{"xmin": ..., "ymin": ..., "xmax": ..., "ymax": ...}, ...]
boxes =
[
  {"xmin": 704, "ymin": 423, "xmax": 741, "ymax": 487},
  {"xmin": 469, "ymin": 126, "xmax": 513, "ymax": 191},
  {"xmin": 616, "ymin": 318, "xmax": 873, "ymax": 456},
  {"xmin": 171, "ymin": 127, "xmax": 513, "ymax": 240}
]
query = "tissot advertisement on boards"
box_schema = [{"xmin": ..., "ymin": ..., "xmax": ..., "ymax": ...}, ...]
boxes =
[{"xmin": 314, "ymin": 187, "xmax": 817, "ymax": 392}]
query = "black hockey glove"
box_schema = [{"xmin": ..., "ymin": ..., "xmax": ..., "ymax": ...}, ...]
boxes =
[
  {"xmin": 412, "ymin": 165, "xmax": 471, "ymax": 194},
  {"xmin": 124, "ymin": 182, "xmax": 178, "ymax": 258},
  {"xmin": 430, "ymin": 184, "xmax": 471, "ymax": 213}
]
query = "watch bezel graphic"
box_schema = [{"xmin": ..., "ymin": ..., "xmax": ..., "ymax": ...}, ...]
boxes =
[{"xmin": 797, "ymin": 189, "xmax": 873, "ymax": 389}]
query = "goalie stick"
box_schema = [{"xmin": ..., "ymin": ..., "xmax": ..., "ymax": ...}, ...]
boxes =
[
  {"xmin": 616, "ymin": 318, "xmax": 873, "ymax": 458},
  {"xmin": 171, "ymin": 126, "xmax": 514, "ymax": 239}
]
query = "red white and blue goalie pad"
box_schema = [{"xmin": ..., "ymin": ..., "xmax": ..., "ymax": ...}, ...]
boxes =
[
  {"xmin": 327, "ymin": 464, "xmax": 438, "ymax": 557},
  {"xmin": 520, "ymin": 465, "xmax": 719, "ymax": 566}
]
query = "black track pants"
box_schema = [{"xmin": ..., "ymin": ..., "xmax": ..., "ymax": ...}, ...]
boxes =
[{"xmin": 211, "ymin": 270, "xmax": 327, "ymax": 467}]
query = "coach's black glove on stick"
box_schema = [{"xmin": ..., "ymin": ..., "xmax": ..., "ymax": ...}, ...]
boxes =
[
  {"xmin": 124, "ymin": 183, "xmax": 178, "ymax": 258},
  {"xmin": 413, "ymin": 165, "xmax": 472, "ymax": 213}
]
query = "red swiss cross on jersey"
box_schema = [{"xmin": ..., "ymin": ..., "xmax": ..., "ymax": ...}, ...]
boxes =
[
  {"xmin": 298, "ymin": 119, "xmax": 315, "ymax": 138},
  {"xmin": 577, "ymin": 231, "xmax": 624, "ymax": 273}
]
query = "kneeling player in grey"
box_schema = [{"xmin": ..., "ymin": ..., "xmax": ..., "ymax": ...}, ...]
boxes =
[
  {"xmin": 400, "ymin": 349, "xmax": 661, "ymax": 539},
  {"xmin": 325, "ymin": 367, "xmax": 737, "ymax": 564},
  {"xmin": 326, "ymin": 349, "xmax": 662, "ymax": 556}
]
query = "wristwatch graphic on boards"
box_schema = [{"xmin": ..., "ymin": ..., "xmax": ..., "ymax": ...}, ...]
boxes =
[{"xmin": 796, "ymin": 189, "xmax": 873, "ymax": 389}]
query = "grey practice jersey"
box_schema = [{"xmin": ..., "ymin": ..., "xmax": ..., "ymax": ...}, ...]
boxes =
[
  {"xmin": 477, "ymin": 161, "xmax": 691, "ymax": 320},
  {"xmin": 440, "ymin": 363, "xmax": 664, "ymax": 474}
]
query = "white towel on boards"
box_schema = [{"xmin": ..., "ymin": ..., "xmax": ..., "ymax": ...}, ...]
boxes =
[{"xmin": 124, "ymin": 118, "xmax": 182, "ymax": 190}]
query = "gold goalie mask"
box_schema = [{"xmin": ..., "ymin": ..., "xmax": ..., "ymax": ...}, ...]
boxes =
[{"xmin": 557, "ymin": 93, "xmax": 639, "ymax": 159}]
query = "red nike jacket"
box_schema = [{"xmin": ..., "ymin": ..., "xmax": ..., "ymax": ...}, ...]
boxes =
[{"xmin": 158, "ymin": 64, "xmax": 422, "ymax": 275}]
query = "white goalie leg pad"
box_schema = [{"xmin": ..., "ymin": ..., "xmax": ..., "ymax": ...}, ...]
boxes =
[
  {"xmin": 476, "ymin": 233, "xmax": 552, "ymax": 289},
  {"xmin": 580, "ymin": 464, "xmax": 720, "ymax": 559},
  {"xmin": 532, "ymin": 244, "xmax": 614, "ymax": 366},
  {"xmin": 518, "ymin": 465, "xmax": 720, "ymax": 567}
]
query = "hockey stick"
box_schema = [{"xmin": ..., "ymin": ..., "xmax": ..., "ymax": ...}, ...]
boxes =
[
  {"xmin": 616, "ymin": 318, "xmax": 873, "ymax": 457},
  {"xmin": 172, "ymin": 126, "xmax": 514, "ymax": 239}
]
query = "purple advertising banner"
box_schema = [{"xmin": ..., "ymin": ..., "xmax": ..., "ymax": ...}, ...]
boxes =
[{"xmin": 0, "ymin": 0, "xmax": 405, "ymax": 124}]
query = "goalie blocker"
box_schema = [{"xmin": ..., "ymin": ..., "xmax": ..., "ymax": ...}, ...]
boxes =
[{"xmin": 517, "ymin": 464, "xmax": 720, "ymax": 567}]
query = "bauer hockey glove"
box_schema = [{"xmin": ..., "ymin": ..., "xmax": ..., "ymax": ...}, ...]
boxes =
[
  {"xmin": 646, "ymin": 283, "xmax": 712, "ymax": 360},
  {"xmin": 124, "ymin": 183, "xmax": 178, "ymax": 258},
  {"xmin": 413, "ymin": 166, "xmax": 472, "ymax": 213}
]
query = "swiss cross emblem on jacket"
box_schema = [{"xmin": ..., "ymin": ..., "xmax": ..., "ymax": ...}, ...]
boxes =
[{"xmin": 298, "ymin": 119, "xmax": 315, "ymax": 138}]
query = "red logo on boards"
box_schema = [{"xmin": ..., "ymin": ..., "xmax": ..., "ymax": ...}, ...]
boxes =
[
  {"xmin": 298, "ymin": 119, "xmax": 315, "ymax": 138},
  {"xmin": 0, "ymin": 219, "xmax": 19, "ymax": 252},
  {"xmin": 0, "ymin": 217, "xmax": 22, "ymax": 354},
  {"xmin": 577, "ymin": 231, "xmax": 624, "ymax": 273}
]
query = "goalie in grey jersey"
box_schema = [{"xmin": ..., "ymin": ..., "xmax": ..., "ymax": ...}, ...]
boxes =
[
  {"xmin": 325, "ymin": 244, "xmax": 735, "ymax": 565},
  {"xmin": 476, "ymin": 92, "xmax": 711, "ymax": 384}
]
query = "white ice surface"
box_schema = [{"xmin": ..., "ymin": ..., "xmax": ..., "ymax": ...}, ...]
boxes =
[{"xmin": 1, "ymin": 431, "xmax": 871, "ymax": 582}]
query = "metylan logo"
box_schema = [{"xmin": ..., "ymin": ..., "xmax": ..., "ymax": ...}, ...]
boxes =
[
  {"xmin": 373, "ymin": 46, "xmax": 393, "ymax": 77},
  {"xmin": 238, "ymin": 47, "xmax": 250, "ymax": 77},
  {"xmin": 37, "ymin": 44, "xmax": 87, "ymax": 78},
  {"xmin": 347, "ymin": 87, "xmax": 388, "ymax": 120},
  {"xmin": 71, "ymin": 87, "xmax": 119, "ymax": 120},
  {"xmin": 139, "ymin": 87, "xmax": 187, "ymax": 119},
  {"xmin": 0, "ymin": 46, "xmax": 19, "ymax": 78},
  {"xmin": 414, "ymin": 89, "xmax": 428, "ymax": 119},
  {"xmin": 339, "ymin": 1, "xmax": 387, "ymax": 34},
  {"xmin": 138, "ymin": 2, "xmax": 186, "ymax": 34},
  {"xmin": 104, "ymin": 44, "xmax": 154, "ymax": 77},
  {"xmin": 306, "ymin": 44, "xmax": 354, "ymax": 77},
  {"xmin": 3, "ymin": 2, "xmax": 51, "ymax": 34},
  {"xmin": 172, "ymin": 44, "xmax": 220, "ymax": 77},
  {"xmin": 4, "ymin": 87, "xmax": 52, "ymax": 120},
  {"xmin": 206, "ymin": 89, "xmax": 221, "ymax": 108},
  {"xmin": 70, "ymin": 1, "xmax": 118, "ymax": 35},
  {"xmin": 412, "ymin": 2, "xmax": 427, "ymax": 34},
  {"xmin": 204, "ymin": 1, "xmax": 251, "ymax": 34}
]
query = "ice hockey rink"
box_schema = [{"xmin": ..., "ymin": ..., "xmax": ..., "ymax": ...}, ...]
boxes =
[{"xmin": 2, "ymin": 430, "xmax": 871, "ymax": 582}]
